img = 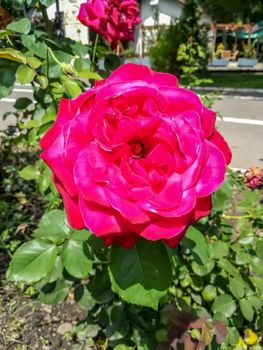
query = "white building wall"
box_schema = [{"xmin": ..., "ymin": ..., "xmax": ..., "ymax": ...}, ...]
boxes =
[
  {"xmin": 141, "ymin": 0, "xmax": 184, "ymax": 26},
  {"xmin": 47, "ymin": 0, "xmax": 89, "ymax": 44}
]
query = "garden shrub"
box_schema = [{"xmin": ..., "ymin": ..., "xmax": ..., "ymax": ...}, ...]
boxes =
[
  {"xmin": 150, "ymin": 0, "xmax": 209, "ymax": 77},
  {"xmin": 0, "ymin": 2, "xmax": 262, "ymax": 350}
]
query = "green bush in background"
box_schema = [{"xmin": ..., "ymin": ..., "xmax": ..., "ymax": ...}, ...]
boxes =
[
  {"xmin": 0, "ymin": 2, "xmax": 262, "ymax": 349},
  {"xmin": 150, "ymin": 0, "xmax": 209, "ymax": 78}
]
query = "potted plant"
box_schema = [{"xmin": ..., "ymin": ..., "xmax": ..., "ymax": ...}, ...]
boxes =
[
  {"xmin": 211, "ymin": 43, "xmax": 230, "ymax": 67},
  {"xmin": 238, "ymin": 43, "xmax": 258, "ymax": 67}
]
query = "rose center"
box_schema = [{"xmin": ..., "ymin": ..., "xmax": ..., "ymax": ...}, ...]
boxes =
[{"xmin": 128, "ymin": 139, "xmax": 146, "ymax": 159}]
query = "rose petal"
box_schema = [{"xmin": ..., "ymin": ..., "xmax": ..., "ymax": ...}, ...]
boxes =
[
  {"xmin": 192, "ymin": 195, "xmax": 212, "ymax": 222},
  {"xmin": 106, "ymin": 63, "xmax": 178, "ymax": 87},
  {"xmin": 202, "ymin": 106, "xmax": 216, "ymax": 138},
  {"xmin": 54, "ymin": 175, "xmax": 84, "ymax": 229},
  {"xmin": 79, "ymin": 197, "xmax": 122, "ymax": 237},
  {"xmin": 105, "ymin": 189, "xmax": 151, "ymax": 224},
  {"xmin": 41, "ymin": 133, "xmax": 78, "ymax": 197},
  {"xmin": 140, "ymin": 216, "xmax": 188, "ymax": 240},
  {"xmin": 196, "ymin": 142, "xmax": 227, "ymax": 197},
  {"xmin": 209, "ymin": 130, "xmax": 232, "ymax": 165}
]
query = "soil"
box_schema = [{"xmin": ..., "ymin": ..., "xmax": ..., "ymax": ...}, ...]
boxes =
[{"xmin": 0, "ymin": 251, "xmax": 87, "ymax": 350}]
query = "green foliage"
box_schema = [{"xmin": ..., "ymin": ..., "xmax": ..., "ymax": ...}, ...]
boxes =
[
  {"xmin": 150, "ymin": 0, "xmax": 209, "ymax": 77},
  {"xmin": 8, "ymin": 239, "xmax": 58, "ymax": 283},
  {"xmin": 1, "ymin": 3, "xmax": 263, "ymax": 349},
  {"xmin": 198, "ymin": 0, "xmax": 263, "ymax": 23},
  {"xmin": 109, "ymin": 240, "xmax": 172, "ymax": 310},
  {"xmin": 7, "ymin": 18, "xmax": 31, "ymax": 35}
]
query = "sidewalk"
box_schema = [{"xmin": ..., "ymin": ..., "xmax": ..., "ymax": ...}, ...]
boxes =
[{"xmin": 193, "ymin": 86, "xmax": 263, "ymax": 97}]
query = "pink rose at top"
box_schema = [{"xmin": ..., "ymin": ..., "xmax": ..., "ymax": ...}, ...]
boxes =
[
  {"xmin": 40, "ymin": 64, "xmax": 231, "ymax": 248},
  {"xmin": 77, "ymin": 0, "xmax": 141, "ymax": 45},
  {"xmin": 244, "ymin": 166, "xmax": 263, "ymax": 189}
]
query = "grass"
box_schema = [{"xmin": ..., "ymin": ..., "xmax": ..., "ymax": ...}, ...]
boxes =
[{"xmin": 199, "ymin": 73, "xmax": 263, "ymax": 89}]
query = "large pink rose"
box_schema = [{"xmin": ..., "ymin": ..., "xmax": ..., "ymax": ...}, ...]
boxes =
[
  {"xmin": 40, "ymin": 64, "xmax": 231, "ymax": 248},
  {"xmin": 77, "ymin": 0, "xmax": 141, "ymax": 45}
]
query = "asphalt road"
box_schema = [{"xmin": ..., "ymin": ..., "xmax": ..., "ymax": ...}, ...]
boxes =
[{"xmin": 1, "ymin": 84, "xmax": 262, "ymax": 171}]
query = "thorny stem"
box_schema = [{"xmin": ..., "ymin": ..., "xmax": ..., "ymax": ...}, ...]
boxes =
[
  {"xmin": 222, "ymin": 214, "xmax": 252, "ymax": 220},
  {"xmin": 47, "ymin": 47, "xmax": 61, "ymax": 66},
  {"xmin": 91, "ymin": 34, "xmax": 99, "ymax": 72},
  {"xmin": 38, "ymin": 2, "xmax": 54, "ymax": 39},
  {"xmin": 46, "ymin": 49, "xmax": 58, "ymax": 112}
]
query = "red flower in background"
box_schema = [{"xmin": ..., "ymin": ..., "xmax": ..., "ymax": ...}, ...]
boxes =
[
  {"xmin": 78, "ymin": 0, "xmax": 141, "ymax": 45},
  {"xmin": 244, "ymin": 166, "xmax": 263, "ymax": 189},
  {"xmin": 40, "ymin": 64, "xmax": 231, "ymax": 248}
]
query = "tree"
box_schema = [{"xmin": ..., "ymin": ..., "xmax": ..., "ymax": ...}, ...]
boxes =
[
  {"xmin": 150, "ymin": 0, "xmax": 209, "ymax": 75},
  {"xmin": 199, "ymin": 0, "xmax": 263, "ymax": 23}
]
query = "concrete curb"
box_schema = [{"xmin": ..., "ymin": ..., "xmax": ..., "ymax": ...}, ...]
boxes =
[{"xmin": 193, "ymin": 86, "xmax": 263, "ymax": 94}]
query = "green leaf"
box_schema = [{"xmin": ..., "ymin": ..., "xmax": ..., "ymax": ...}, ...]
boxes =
[
  {"xmin": 218, "ymin": 258, "xmax": 243, "ymax": 282},
  {"xmin": 62, "ymin": 240, "xmax": 93, "ymax": 279},
  {"xmin": 181, "ymin": 227, "xmax": 209, "ymax": 265},
  {"xmin": 114, "ymin": 345, "xmax": 134, "ymax": 350},
  {"xmin": 36, "ymin": 75, "xmax": 48, "ymax": 89},
  {"xmin": 0, "ymin": 30, "xmax": 13, "ymax": 39},
  {"xmin": 235, "ymin": 251, "xmax": 251, "ymax": 265},
  {"xmin": 39, "ymin": 279, "xmax": 69, "ymax": 304},
  {"xmin": 19, "ymin": 165, "xmax": 40, "ymax": 180},
  {"xmin": 37, "ymin": 174, "xmax": 51, "ymax": 193},
  {"xmin": 229, "ymin": 278, "xmax": 245, "ymax": 299},
  {"xmin": 41, "ymin": 255, "xmax": 63, "ymax": 284},
  {"xmin": 250, "ymin": 276, "xmax": 263, "ymax": 291},
  {"xmin": 7, "ymin": 18, "xmax": 31, "ymax": 34},
  {"xmin": 8, "ymin": 239, "xmax": 58, "ymax": 283},
  {"xmin": 27, "ymin": 56, "xmax": 42, "ymax": 69},
  {"xmin": 21, "ymin": 34, "xmax": 47, "ymax": 59},
  {"xmin": 77, "ymin": 70, "xmax": 102, "ymax": 80},
  {"xmin": 36, "ymin": 256, "xmax": 63, "ymax": 287},
  {"xmin": 0, "ymin": 48, "xmax": 27, "ymax": 64},
  {"xmin": 0, "ymin": 59, "xmax": 17, "ymax": 98},
  {"xmin": 239, "ymin": 299, "xmax": 254, "ymax": 322},
  {"xmin": 209, "ymin": 241, "xmax": 229, "ymax": 259},
  {"xmin": 104, "ymin": 54, "xmax": 124, "ymax": 71},
  {"xmin": 109, "ymin": 239, "xmax": 172, "ymax": 310},
  {"xmin": 212, "ymin": 182, "xmax": 231, "ymax": 212},
  {"xmin": 192, "ymin": 260, "xmax": 215, "ymax": 276},
  {"xmin": 34, "ymin": 209, "xmax": 70, "ymax": 243},
  {"xmin": 71, "ymin": 42, "xmax": 89, "ymax": 58},
  {"xmin": 16, "ymin": 65, "xmax": 36, "ymax": 84},
  {"xmin": 213, "ymin": 312, "xmax": 229, "ymax": 326},
  {"xmin": 251, "ymin": 257, "xmax": 263, "ymax": 275},
  {"xmin": 225, "ymin": 327, "xmax": 240, "ymax": 346},
  {"xmin": 212, "ymin": 294, "xmax": 236, "ymax": 317},
  {"xmin": 63, "ymin": 78, "xmax": 82, "ymax": 98},
  {"xmin": 256, "ymin": 239, "xmax": 263, "ymax": 258},
  {"xmin": 39, "ymin": 0, "xmax": 55, "ymax": 6},
  {"xmin": 74, "ymin": 58, "xmax": 91, "ymax": 71},
  {"xmin": 202, "ymin": 284, "xmax": 217, "ymax": 302},
  {"xmin": 89, "ymin": 267, "xmax": 114, "ymax": 304},
  {"xmin": 13, "ymin": 97, "xmax": 32, "ymax": 110},
  {"xmin": 71, "ymin": 229, "xmax": 91, "ymax": 242},
  {"xmin": 106, "ymin": 304, "xmax": 129, "ymax": 341},
  {"xmin": 74, "ymin": 285, "xmax": 96, "ymax": 310},
  {"xmin": 247, "ymin": 295, "xmax": 262, "ymax": 311}
]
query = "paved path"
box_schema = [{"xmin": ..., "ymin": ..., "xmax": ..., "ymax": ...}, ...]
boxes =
[
  {"xmin": 213, "ymin": 95, "xmax": 263, "ymax": 170},
  {"xmin": 1, "ymin": 84, "xmax": 262, "ymax": 171}
]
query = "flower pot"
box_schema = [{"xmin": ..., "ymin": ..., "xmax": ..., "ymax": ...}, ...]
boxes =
[
  {"xmin": 210, "ymin": 59, "xmax": 230, "ymax": 67},
  {"xmin": 237, "ymin": 58, "xmax": 258, "ymax": 67}
]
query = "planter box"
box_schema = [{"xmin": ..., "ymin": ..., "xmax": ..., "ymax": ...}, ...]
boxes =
[
  {"xmin": 210, "ymin": 59, "xmax": 230, "ymax": 67},
  {"xmin": 237, "ymin": 58, "xmax": 258, "ymax": 67}
]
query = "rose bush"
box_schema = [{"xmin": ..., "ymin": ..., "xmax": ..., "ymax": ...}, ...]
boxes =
[
  {"xmin": 40, "ymin": 63, "xmax": 231, "ymax": 248},
  {"xmin": 78, "ymin": 0, "xmax": 141, "ymax": 45},
  {"xmin": 244, "ymin": 166, "xmax": 263, "ymax": 189}
]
